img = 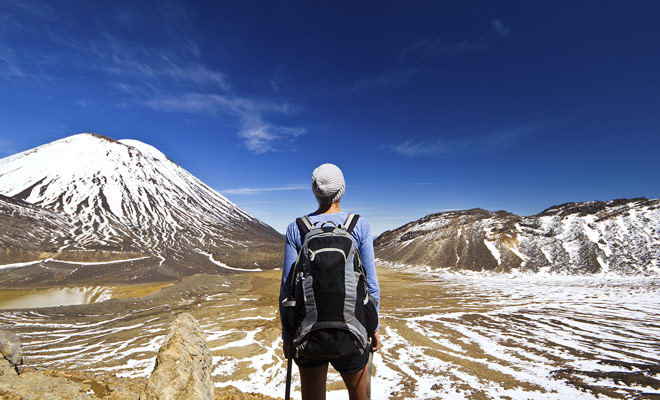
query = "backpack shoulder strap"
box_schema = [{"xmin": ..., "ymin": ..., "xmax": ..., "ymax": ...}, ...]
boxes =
[
  {"xmin": 343, "ymin": 213, "xmax": 360, "ymax": 234},
  {"xmin": 295, "ymin": 216, "xmax": 314, "ymax": 242}
]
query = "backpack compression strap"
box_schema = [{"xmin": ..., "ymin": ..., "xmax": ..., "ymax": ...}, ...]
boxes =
[
  {"xmin": 295, "ymin": 216, "xmax": 314, "ymax": 242},
  {"xmin": 343, "ymin": 213, "xmax": 360, "ymax": 234}
]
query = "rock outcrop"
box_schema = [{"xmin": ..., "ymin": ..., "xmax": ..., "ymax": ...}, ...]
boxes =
[
  {"xmin": 0, "ymin": 315, "xmax": 272, "ymax": 400},
  {"xmin": 0, "ymin": 362, "xmax": 144, "ymax": 399},
  {"xmin": 0, "ymin": 330, "xmax": 22, "ymax": 374},
  {"xmin": 141, "ymin": 313, "xmax": 213, "ymax": 400}
]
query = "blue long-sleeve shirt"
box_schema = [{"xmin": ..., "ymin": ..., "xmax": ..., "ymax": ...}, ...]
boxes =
[{"xmin": 279, "ymin": 211, "xmax": 380, "ymax": 341}]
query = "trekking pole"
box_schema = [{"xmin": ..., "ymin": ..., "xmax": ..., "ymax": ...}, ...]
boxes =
[
  {"xmin": 285, "ymin": 346, "xmax": 293, "ymax": 400},
  {"xmin": 366, "ymin": 348, "xmax": 374, "ymax": 400}
]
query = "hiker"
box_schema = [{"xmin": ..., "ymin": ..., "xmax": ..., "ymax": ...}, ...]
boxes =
[{"xmin": 280, "ymin": 163, "xmax": 381, "ymax": 400}]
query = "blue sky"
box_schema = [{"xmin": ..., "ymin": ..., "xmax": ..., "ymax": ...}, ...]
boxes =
[{"xmin": 1, "ymin": 1, "xmax": 659, "ymax": 235}]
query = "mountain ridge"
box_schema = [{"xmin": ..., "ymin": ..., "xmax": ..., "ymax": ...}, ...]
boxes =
[
  {"xmin": 375, "ymin": 197, "xmax": 660, "ymax": 275},
  {"xmin": 0, "ymin": 133, "xmax": 283, "ymax": 286}
]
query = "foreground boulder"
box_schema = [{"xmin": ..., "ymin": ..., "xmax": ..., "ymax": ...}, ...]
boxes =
[
  {"xmin": 141, "ymin": 313, "xmax": 213, "ymax": 400},
  {"xmin": 0, "ymin": 330, "xmax": 22, "ymax": 374}
]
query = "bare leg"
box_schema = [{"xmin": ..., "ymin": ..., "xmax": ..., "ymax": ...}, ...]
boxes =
[
  {"xmin": 340, "ymin": 364, "xmax": 368, "ymax": 400},
  {"xmin": 299, "ymin": 363, "xmax": 329, "ymax": 400}
]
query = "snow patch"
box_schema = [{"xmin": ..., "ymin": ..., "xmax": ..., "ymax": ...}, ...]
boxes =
[{"xmin": 484, "ymin": 239, "xmax": 501, "ymax": 265}]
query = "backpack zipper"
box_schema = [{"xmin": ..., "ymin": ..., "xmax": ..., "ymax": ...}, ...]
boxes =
[{"xmin": 308, "ymin": 248, "xmax": 347, "ymax": 261}]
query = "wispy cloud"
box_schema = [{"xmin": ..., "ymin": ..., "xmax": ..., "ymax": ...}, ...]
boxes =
[
  {"xmin": 141, "ymin": 93, "xmax": 249, "ymax": 116},
  {"xmin": 482, "ymin": 121, "xmax": 544, "ymax": 146},
  {"xmin": 100, "ymin": 42, "xmax": 304, "ymax": 153},
  {"xmin": 0, "ymin": 139, "xmax": 15, "ymax": 156},
  {"xmin": 398, "ymin": 182, "xmax": 437, "ymax": 186},
  {"xmin": 399, "ymin": 38, "xmax": 479, "ymax": 59},
  {"xmin": 353, "ymin": 67, "xmax": 425, "ymax": 90},
  {"xmin": 141, "ymin": 92, "xmax": 304, "ymax": 153},
  {"xmin": 0, "ymin": 1, "xmax": 304, "ymax": 154},
  {"xmin": 242, "ymin": 210, "xmax": 272, "ymax": 216},
  {"xmin": 238, "ymin": 116, "xmax": 305, "ymax": 154},
  {"xmin": 76, "ymin": 99, "xmax": 92, "ymax": 107},
  {"xmin": 391, "ymin": 121, "xmax": 544, "ymax": 157},
  {"xmin": 356, "ymin": 19, "xmax": 511, "ymax": 90},
  {"xmin": 491, "ymin": 19, "xmax": 511, "ymax": 39},
  {"xmin": 268, "ymin": 68, "xmax": 297, "ymax": 95},
  {"xmin": 96, "ymin": 41, "xmax": 229, "ymax": 91},
  {"xmin": 399, "ymin": 19, "xmax": 512, "ymax": 60},
  {"xmin": 222, "ymin": 185, "xmax": 308, "ymax": 195},
  {"xmin": 393, "ymin": 137, "xmax": 470, "ymax": 157},
  {"xmin": 0, "ymin": 0, "xmax": 63, "ymax": 34},
  {"xmin": 0, "ymin": 45, "xmax": 23, "ymax": 78},
  {"xmin": 141, "ymin": 92, "xmax": 297, "ymax": 118}
]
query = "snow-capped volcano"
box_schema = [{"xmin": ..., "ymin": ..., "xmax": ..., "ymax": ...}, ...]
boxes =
[
  {"xmin": 0, "ymin": 133, "xmax": 282, "ymax": 285},
  {"xmin": 375, "ymin": 198, "xmax": 660, "ymax": 275}
]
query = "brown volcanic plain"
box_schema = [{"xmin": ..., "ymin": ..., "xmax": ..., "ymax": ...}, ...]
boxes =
[{"xmin": 1, "ymin": 266, "xmax": 658, "ymax": 399}]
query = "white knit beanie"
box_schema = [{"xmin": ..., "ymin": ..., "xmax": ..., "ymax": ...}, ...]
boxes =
[{"xmin": 312, "ymin": 163, "xmax": 345, "ymax": 205}]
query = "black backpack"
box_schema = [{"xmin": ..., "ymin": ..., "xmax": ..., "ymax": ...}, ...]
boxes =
[{"xmin": 282, "ymin": 214, "xmax": 377, "ymax": 360}]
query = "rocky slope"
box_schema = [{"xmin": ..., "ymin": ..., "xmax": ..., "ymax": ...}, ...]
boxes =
[
  {"xmin": 0, "ymin": 310, "xmax": 275, "ymax": 400},
  {"xmin": 375, "ymin": 198, "xmax": 660, "ymax": 274},
  {"xmin": 0, "ymin": 194, "xmax": 73, "ymax": 265},
  {"xmin": 0, "ymin": 133, "xmax": 283, "ymax": 286}
]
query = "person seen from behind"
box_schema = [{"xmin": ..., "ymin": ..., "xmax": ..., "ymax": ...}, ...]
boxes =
[{"xmin": 280, "ymin": 163, "xmax": 381, "ymax": 400}]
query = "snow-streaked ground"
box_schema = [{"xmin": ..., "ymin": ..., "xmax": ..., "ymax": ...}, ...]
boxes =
[
  {"xmin": 371, "ymin": 268, "xmax": 660, "ymax": 399},
  {"xmin": 0, "ymin": 268, "xmax": 658, "ymax": 399}
]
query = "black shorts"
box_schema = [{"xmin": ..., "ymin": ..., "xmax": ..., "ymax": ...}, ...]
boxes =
[{"xmin": 294, "ymin": 345, "xmax": 370, "ymax": 374}]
